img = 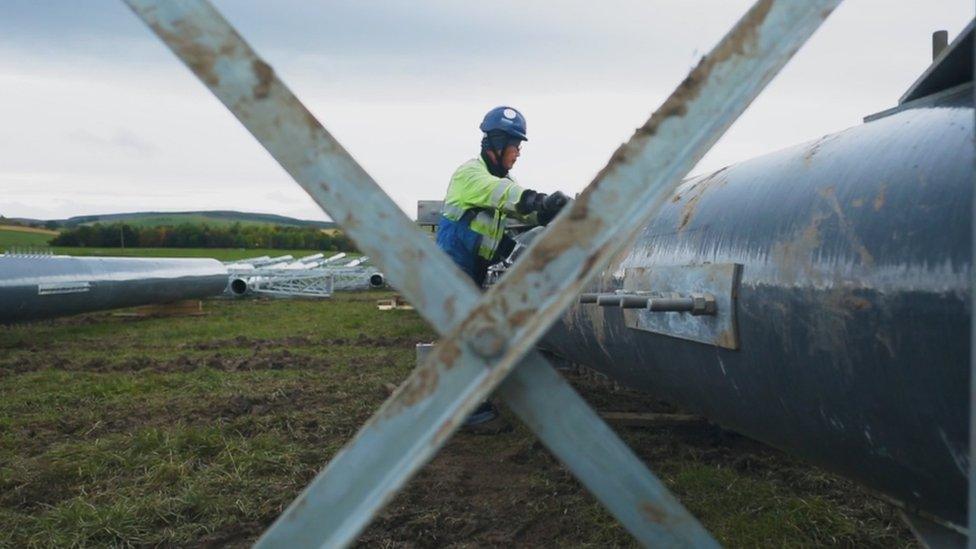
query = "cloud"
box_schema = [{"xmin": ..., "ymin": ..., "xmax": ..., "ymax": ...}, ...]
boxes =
[
  {"xmin": 0, "ymin": 0, "xmax": 972, "ymax": 222},
  {"xmin": 66, "ymin": 128, "xmax": 156, "ymax": 157}
]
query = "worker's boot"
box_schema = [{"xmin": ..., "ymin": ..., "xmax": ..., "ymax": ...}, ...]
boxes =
[{"xmin": 462, "ymin": 401, "xmax": 512, "ymax": 435}]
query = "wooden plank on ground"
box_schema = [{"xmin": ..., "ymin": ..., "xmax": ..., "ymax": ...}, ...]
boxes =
[{"xmin": 115, "ymin": 300, "xmax": 205, "ymax": 318}]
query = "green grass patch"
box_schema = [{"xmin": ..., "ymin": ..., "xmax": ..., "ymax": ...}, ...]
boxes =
[
  {"xmin": 0, "ymin": 294, "xmax": 912, "ymax": 547},
  {"xmin": 0, "ymin": 228, "xmax": 54, "ymax": 248}
]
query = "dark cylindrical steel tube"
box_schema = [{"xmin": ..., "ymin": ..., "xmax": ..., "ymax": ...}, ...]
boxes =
[
  {"xmin": 542, "ymin": 87, "xmax": 973, "ymax": 528},
  {"xmin": 0, "ymin": 255, "xmax": 228, "ymax": 323},
  {"xmin": 596, "ymin": 295, "xmax": 621, "ymax": 307}
]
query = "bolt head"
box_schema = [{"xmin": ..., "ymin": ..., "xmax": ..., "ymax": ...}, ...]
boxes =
[
  {"xmin": 690, "ymin": 293, "xmax": 717, "ymax": 315},
  {"xmin": 470, "ymin": 326, "xmax": 506, "ymax": 358}
]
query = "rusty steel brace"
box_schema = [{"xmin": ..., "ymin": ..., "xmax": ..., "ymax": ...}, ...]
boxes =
[{"xmin": 123, "ymin": 0, "xmax": 841, "ymax": 546}]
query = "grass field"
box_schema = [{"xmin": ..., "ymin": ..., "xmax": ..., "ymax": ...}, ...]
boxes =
[
  {"xmin": 0, "ymin": 226, "xmax": 56, "ymax": 248},
  {"xmin": 0, "ymin": 294, "xmax": 914, "ymax": 547},
  {"xmin": 0, "ymin": 225, "xmax": 58, "ymax": 235},
  {"xmin": 0, "ymin": 226, "xmax": 350, "ymax": 262}
]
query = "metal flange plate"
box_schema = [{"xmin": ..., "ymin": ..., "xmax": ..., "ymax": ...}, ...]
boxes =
[{"xmin": 622, "ymin": 263, "xmax": 742, "ymax": 349}]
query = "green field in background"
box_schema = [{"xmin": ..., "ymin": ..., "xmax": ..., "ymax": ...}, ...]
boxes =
[
  {"xmin": 0, "ymin": 229, "xmax": 54, "ymax": 248},
  {"xmin": 0, "ymin": 227, "xmax": 353, "ymax": 262}
]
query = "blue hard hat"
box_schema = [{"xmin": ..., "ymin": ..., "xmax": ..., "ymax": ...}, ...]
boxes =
[{"xmin": 479, "ymin": 106, "xmax": 528, "ymax": 141}]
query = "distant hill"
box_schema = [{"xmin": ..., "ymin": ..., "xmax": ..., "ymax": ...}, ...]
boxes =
[{"xmin": 7, "ymin": 211, "xmax": 337, "ymax": 230}]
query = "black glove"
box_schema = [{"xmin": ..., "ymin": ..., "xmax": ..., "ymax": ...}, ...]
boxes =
[
  {"xmin": 542, "ymin": 191, "xmax": 569, "ymax": 213},
  {"xmin": 536, "ymin": 191, "xmax": 570, "ymax": 226},
  {"xmin": 515, "ymin": 190, "xmax": 570, "ymax": 226}
]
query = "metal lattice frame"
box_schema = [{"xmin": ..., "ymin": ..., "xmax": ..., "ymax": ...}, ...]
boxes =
[
  {"xmin": 250, "ymin": 269, "xmax": 334, "ymax": 298},
  {"xmin": 330, "ymin": 268, "xmax": 382, "ymax": 291},
  {"xmin": 122, "ymin": 1, "xmax": 841, "ymax": 546}
]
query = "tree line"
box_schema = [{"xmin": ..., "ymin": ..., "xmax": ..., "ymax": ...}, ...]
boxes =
[{"xmin": 49, "ymin": 222, "xmax": 356, "ymax": 251}]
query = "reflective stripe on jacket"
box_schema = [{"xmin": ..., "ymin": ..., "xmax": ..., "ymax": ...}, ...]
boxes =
[{"xmin": 442, "ymin": 157, "xmax": 533, "ymax": 260}]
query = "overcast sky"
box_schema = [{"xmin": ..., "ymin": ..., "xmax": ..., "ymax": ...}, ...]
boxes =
[{"xmin": 1, "ymin": 1, "xmax": 972, "ymax": 221}]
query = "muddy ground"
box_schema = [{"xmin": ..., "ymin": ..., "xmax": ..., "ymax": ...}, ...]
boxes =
[
  {"xmin": 355, "ymin": 367, "xmax": 914, "ymax": 548},
  {"xmin": 0, "ymin": 297, "xmax": 915, "ymax": 547}
]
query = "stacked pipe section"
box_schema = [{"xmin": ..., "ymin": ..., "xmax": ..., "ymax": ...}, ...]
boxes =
[{"xmin": 0, "ymin": 254, "xmax": 228, "ymax": 324}]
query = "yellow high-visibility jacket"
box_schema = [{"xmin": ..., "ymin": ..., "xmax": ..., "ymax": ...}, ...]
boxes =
[{"xmin": 441, "ymin": 157, "xmax": 537, "ymax": 260}]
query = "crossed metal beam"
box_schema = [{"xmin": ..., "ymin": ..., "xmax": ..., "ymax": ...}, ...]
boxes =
[{"xmin": 123, "ymin": 1, "xmax": 840, "ymax": 546}]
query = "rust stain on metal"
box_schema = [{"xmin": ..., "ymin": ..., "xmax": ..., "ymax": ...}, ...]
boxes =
[
  {"xmin": 588, "ymin": 0, "xmax": 772, "ymax": 184},
  {"xmin": 675, "ymin": 167, "xmax": 729, "ymax": 231},
  {"xmin": 343, "ymin": 213, "xmax": 361, "ymax": 230},
  {"xmin": 716, "ymin": 329, "xmax": 737, "ymax": 349},
  {"xmin": 389, "ymin": 366, "xmax": 439, "ymax": 414},
  {"xmin": 527, "ymin": 219, "xmax": 598, "ymax": 271},
  {"xmin": 811, "ymin": 289, "xmax": 871, "ymax": 360},
  {"xmin": 443, "ymin": 295, "xmax": 456, "ymax": 321},
  {"xmin": 873, "ymin": 184, "xmax": 887, "ymax": 211},
  {"xmin": 148, "ymin": 18, "xmax": 221, "ymax": 88},
  {"xmin": 640, "ymin": 501, "xmax": 668, "ymax": 524},
  {"xmin": 251, "ymin": 58, "xmax": 274, "ymax": 99},
  {"xmin": 577, "ymin": 252, "xmax": 599, "ymax": 283},
  {"xmin": 439, "ymin": 339, "xmax": 461, "ymax": 368},
  {"xmin": 569, "ymin": 189, "xmax": 590, "ymax": 220},
  {"xmin": 771, "ymin": 211, "xmax": 826, "ymax": 285},
  {"xmin": 432, "ymin": 417, "xmax": 459, "ymax": 447},
  {"xmin": 841, "ymin": 295, "xmax": 872, "ymax": 311},
  {"xmin": 304, "ymin": 105, "xmax": 323, "ymax": 135},
  {"xmin": 381, "ymin": 326, "xmax": 463, "ymax": 418},
  {"xmin": 609, "ymin": 237, "xmax": 637, "ymax": 269},
  {"xmin": 677, "ymin": 194, "xmax": 703, "ymax": 231},
  {"xmin": 802, "ymin": 134, "xmax": 837, "ymax": 166},
  {"xmin": 818, "ymin": 186, "xmax": 875, "ymax": 267},
  {"xmin": 589, "ymin": 144, "xmax": 629, "ymax": 185},
  {"xmin": 508, "ymin": 309, "xmax": 534, "ymax": 328}
]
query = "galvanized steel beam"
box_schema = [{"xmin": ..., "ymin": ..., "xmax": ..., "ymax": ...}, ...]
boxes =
[{"xmin": 123, "ymin": 0, "xmax": 839, "ymax": 546}]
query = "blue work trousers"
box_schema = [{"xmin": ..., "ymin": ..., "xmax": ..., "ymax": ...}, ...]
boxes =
[{"xmin": 436, "ymin": 216, "xmax": 490, "ymax": 287}]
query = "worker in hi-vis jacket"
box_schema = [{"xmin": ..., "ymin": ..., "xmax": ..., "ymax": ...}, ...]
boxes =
[{"xmin": 436, "ymin": 106, "xmax": 569, "ymax": 430}]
